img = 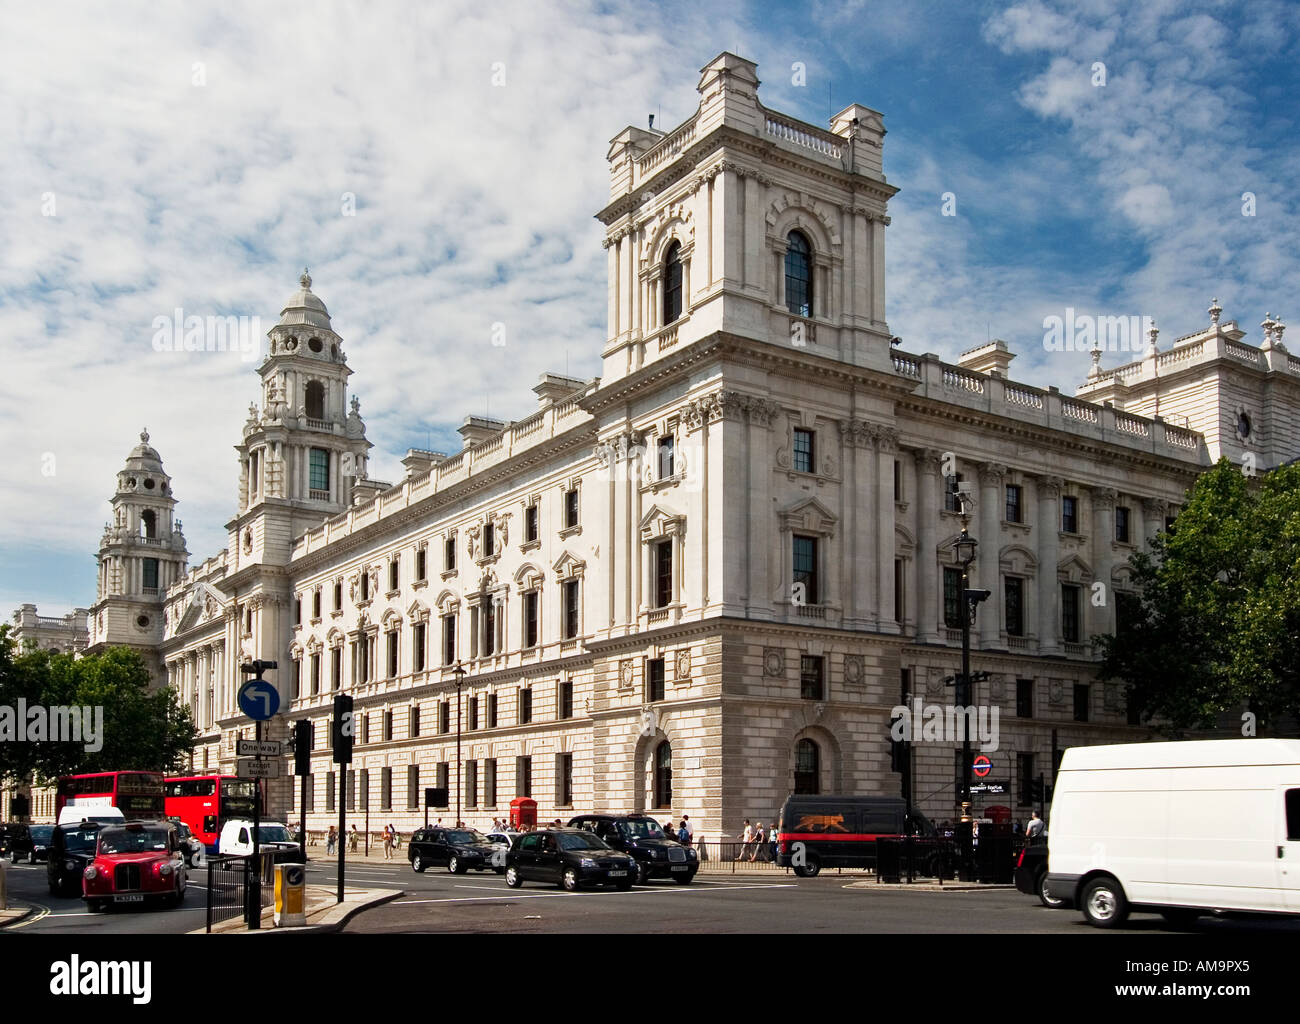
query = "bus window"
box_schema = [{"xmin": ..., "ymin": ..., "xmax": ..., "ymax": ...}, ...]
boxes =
[{"xmin": 204, "ymin": 815, "xmax": 217, "ymax": 835}]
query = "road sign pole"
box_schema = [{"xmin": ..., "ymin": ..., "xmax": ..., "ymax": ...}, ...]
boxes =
[
  {"xmin": 250, "ymin": 717, "xmax": 261, "ymax": 930},
  {"xmin": 337, "ymin": 766, "xmax": 346, "ymax": 903}
]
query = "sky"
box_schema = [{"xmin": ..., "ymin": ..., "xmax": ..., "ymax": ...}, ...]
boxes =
[{"xmin": 2, "ymin": 0, "xmax": 1297, "ymax": 617}]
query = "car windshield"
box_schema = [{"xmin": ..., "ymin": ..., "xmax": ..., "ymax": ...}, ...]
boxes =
[
  {"xmin": 257, "ymin": 826, "xmax": 293, "ymax": 842},
  {"xmin": 559, "ymin": 832, "xmax": 608, "ymax": 851},
  {"xmin": 62, "ymin": 828, "xmax": 100, "ymax": 852},
  {"xmin": 616, "ymin": 819, "xmax": 665, "ymax": 839},
  {"xmin": 98, "ymin": 828, "xmax": 170, "ymax": 854},
  {"xmin": 31, "ymin": 826, "xmax": 54, "ymax": 841},
  {"xmin": 446, "ymin": 830, "xmax": 485, "ymax": 844}
]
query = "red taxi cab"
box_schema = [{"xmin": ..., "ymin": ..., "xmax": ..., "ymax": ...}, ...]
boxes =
[{"xmin": 81, "ymin": 821, "xmax": 188, "ymax": 911}]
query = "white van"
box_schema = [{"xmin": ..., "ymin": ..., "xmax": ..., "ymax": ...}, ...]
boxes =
[
  {"xmin": 56, "ymin": 806, "xmax": 125, "ymax": 827},
  {"xmin": 1046, "ymin": 738, "xmax": 1300, "ymax": 927},
  {"xmin": 218, "ymin": 819, "xmax": 304, "ymax": 863}
]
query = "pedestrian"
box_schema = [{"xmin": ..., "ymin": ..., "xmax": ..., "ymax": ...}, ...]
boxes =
[
  {"xmin": 326, "ymin": 825, "xmax": 337, "ymax": 855},
  {"xmin": 383, "ymin": 823, "xmax": 395, "ymax": 860},
  {"xmin": 1025, "ymin": 810, "xmax": 1045, "ymax": 841},
  {"xmin": 682, "ymin": 815, "xmax": 694, "ymax": 845},
  {"xmin": 769, "ymin": 822, "xmax": 779, "ymax": 863},
  {"xmin": 737, "ymin": 819, "xmax": 754, "ymax": 860},
  {"xmin": 677, "ymin": 820, "xmax": 689, "ymax": 845},
  {"xmin": 349, "ymin": 824, "xmax": 359, "ymax": 852},
  {"xmin": 750, "ymin": 823, "xmax": 766, "ymax": 862}
]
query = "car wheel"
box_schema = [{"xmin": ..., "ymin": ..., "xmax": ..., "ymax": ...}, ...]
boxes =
[
  {"xmin": 412, "ymin": 853, "xmax": 426, "ymax": 873},
  {"xmin": 505, "ymin": 866, "xmax": 522, "ymax": 888},
  {"xmin": 448, "ymin": 856, "xmax": 463, "ymax": 875},
  {"xmin": 634, "ymin": 861, "xmax": 651, "ymax": 885},
  {"xmin": 562, "ymin": 868, "xmax": 579, "ymax": 891},
  {"xmin": 1037, "ymin": 871, "xmax": 1068, "ymax": 909},
  {"xmin": 1160, "ymin": 909, "xmax": 1200, "ymax": 929},
  {"xmin": 1081, "ymin": 875, "xmax": 1129, "ymax": 928},
  {"xmin": 795, "ymin": 856, "xmax": 821, "ymax": 878}
]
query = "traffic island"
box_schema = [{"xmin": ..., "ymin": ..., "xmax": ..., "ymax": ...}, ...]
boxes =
[
  {"xmin": 0, "ymin": 900, "xmax": 36, "ymax": 929},
  {"xmin": 845, "ymin": 880, "xmax": 1015, "ymax": 892},
  {"xmin": 191, "ymin": 884, "xmax": 400, "ymax": 934}
]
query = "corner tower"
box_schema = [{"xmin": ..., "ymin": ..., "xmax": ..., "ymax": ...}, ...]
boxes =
[{"xmin": 87, "ymin": 429, "xmax": 189, "ymax": 684}]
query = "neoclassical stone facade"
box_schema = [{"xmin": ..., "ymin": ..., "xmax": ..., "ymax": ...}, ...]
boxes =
[{"xmin": 76, "ymin": 53, "xmax": 1299, "ymax": 840}]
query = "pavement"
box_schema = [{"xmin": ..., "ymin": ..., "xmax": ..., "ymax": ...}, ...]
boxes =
[{"xmin": 193, "ymin": 882, "xmax": 400, "ymax": 934}]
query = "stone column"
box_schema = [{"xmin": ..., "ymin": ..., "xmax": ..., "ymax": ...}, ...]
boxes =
[
  {"xmin": 876, "ymin": 428, "xmax": 900, "ymax": 632},
  {"xmin": 1141, "ymin": 497, "xmax": 1167, "ymax": 547},
  {"xmin": 857, "ymin": 425, "xmax": 879, "ymax": 626},
  {"xmin": 743, "ymin": 396, "xmax": 777, "ymax": 620},
  {"xmin": 977, "ymin": 463, "xmax": 1005, "ymax": 648},
  {"xmin": 914, "ymin": 449, "xmax": 942, "ymax": 643},
  {"xmin": 1090, "ymin": 488, "xmax": 1117, "ymax": 638},
  {"xmin": 1037, "ymin": 476, "xmax": 1063, "ymax": 656},
  {"xmin": 838, "ymin": 419, "xmax": 871, "ymax": 629}
]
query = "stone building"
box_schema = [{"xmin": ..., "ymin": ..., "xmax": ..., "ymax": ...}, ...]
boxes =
[
  {"xmin": 78, "ymin": 53, "xmax": 1299, "ymax": 840},
  {"xmin": 9, "ymin": 604, "xmax": 89, "ymax": 656}
]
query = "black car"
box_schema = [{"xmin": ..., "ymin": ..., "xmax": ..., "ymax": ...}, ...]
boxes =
[
  {"xmin": 505, "ymin": 828, "xmax": 637, "ymax": 891},
  {"xmin": 9, "ymin": 823, "xmax": 55, "ymax": 863},
  {"xmin": 47, "ymin": 821, "xmax": 105, "ymax": 897},
  {"xmin": 567, "ymin": 813, "xmax": 698, "ymax": 885},
  {"xmin": 0, "ymin": 823, "xmax": 19, "ymax": 859},
  {"xmin": 408, "ymin": 826, "xmax": 503, "ymax": 874},
  {"xmin": 1014, "ymin": 835, "xmax": 1068, "ymax": 908}
]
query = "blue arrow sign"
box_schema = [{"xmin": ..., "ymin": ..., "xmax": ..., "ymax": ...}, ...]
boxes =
[{"xmin": 239, "ymin": 679, "xmax": 280, "ymax": 721}]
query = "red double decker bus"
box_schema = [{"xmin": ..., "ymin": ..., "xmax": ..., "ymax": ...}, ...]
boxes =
[
  {"xmin": 164, "ymin": 775, "xmax": 260, "ymax": 851},
  {"xmin": 55, "ymin": 771, "xmax": 166, "ymax": 820}
]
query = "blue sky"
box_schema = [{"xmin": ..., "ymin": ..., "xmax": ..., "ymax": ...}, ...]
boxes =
[{"xmin": 2, "ymin": 0, "xmax": 1298, "ymax": 616}]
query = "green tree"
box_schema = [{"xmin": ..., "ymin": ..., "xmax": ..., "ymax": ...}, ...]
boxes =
[{"xmin": 1096, "ymin": 458, "xmax": 1300, "ymax": 732}]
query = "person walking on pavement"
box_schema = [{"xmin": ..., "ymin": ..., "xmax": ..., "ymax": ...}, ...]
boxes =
[
  {"xmin": 738, "ymin": 819, "xmax": 754, "ymax": 860},
  {"xmin": 383, "ymin": 823, "xmax": 395, "ymax": 860},
  {"xmin": 1025, "ymin": 810, "xmax": 1045, "ymax": 841},
  {"xmin": 326, "ymin": 825, "xmax": 337, "ymax": 855},
  {"xmin": 750, "ymin": 823, "xmax": 767, "ymax": 862},
  {"xmin": 349, "ymin": 824, "xmax": 359, "ymax": 852}
]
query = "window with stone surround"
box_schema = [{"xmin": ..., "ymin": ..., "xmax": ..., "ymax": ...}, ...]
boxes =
[
  {"xmin": 785, "ymin": 231, "xmax": 813, "ymax": 317},
  {"xmin": 663, "ymin": 242, "xmax": 683, "ymax": 324}
]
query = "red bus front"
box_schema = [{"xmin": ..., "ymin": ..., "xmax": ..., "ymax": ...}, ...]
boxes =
[{"xmin": 164, "ymin": 776, "xmax": 260, "ymax": 852}]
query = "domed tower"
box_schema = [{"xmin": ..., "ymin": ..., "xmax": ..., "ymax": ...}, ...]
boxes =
[
  {"xmin": 87, "ymin": 429, "xmax": 189, "ymax": 685},
  {"xmin": 228, "ymin": 270, "xmax": 373, "ymax": 569}
]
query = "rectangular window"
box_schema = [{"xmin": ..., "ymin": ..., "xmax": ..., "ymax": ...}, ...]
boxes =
[
  {"xmin": 305, "ymin": 773, "xmax": 314, "ymax": 813},
  {"xmin": 410, "ymin": 704, "xmax": 420, "ymax": 737},
  {"xmin": 334, "ymin": 581, "xmax": 342, "ymax": 610},
  {"xmin": 326, "ymin": 771, "xmax": 335, "ymax": 812},
  {"xmin": 517, "ymin": 756, "xmax": 532, "ymax": 798},
  {"xmin": 310, "ymin": 653, "xmax": 321, "ymax": 696},
  {"xmin": 483, "ymin": 522, "xmax": 495, "ymax": 557},
  {"xmin": 647, "ymin": 659, "xmax": 665, "ymax": 702},
  {"xmin": 1005, "ymin": 484, "xmax": 1022, "ymax": 524},
  {"xmin": 442, "ymin": 615, "xmax": 456, "ymax": 665},
  {"xmin": 1062, "ymin": 495, "xmax": 1078, "ymax": 534},
  {"xmin": 360, "ymin": 572, "xmax": 370, "ymax": 601},
  {"xmin": 444, "ymin": 536, "xmax": 455, "ymax": 572},
  {"xmin": 142, "ymin": 558, "xmax": 159, "ymax": 591},
  {"xmin": 293, "ymin": 597, "xmax": 302, "ymax": 626},
  {"xmin": 1073, "ymin": 683, "xmax": 1090, "ymax": 722},
  {"xmin": 362, "ymin": 713, "xmax": 370, "ymax": 745},
  {"xmin": 436, "ymin": 763, "xmax": 449, "ymax": 799},
  {"xmin": 416, "ymin": 546, "xmax": 427, "ymax": 581},
  {"xmin": 1115, "ymin": 506, "xmax": 1131, "ymax": 543},
  {"xmin": 558, "ymin": 753, "xmax": 573, "ymax": 806},
  {"xmin": 893, "ymin": 459, "xmax": 902, "ymax": 502},
  {"xmin": 466, "ymin": 761, "xmax": 478, "ymax": 808},
  {"xmin": 383, "ymin": 709, "xmax": 393, "ymax": 742},
  {"xmin": 487, "ymin": 693, "xmax": 498, "ymax": 729},
  {"xmin": 564, "ymin": 488, "xmax": 579, "ymax": 529},
  {"xmin": 309, "ymin": 448, "xmax": 330, "ymax": 493},
  {"xmin": 381, "ymin": 767, "xmax": 392, "ymax": 810},
  {"xmin": 523, "ymin": 592, "xmax": 539, "ymax": 648},
  {"xmin": 331, "ymin": 648, "xmax": 341, "ymax": 690},
  {"xmin": 559, "ymin": 680, "xmax": 574, "ymax": 720},
  {"xmin": 354, "ymin": 635, "xmax": 370, "ymax": 684},
  {"xmin": 654, "ymin": 540, "xmax": 673, "ymax": 608},
  {"xmin": 1018, "ymin": 753, "xmax": 1035, "ymax": 807},
  {"xmin": 793, "ymin": 428, "xmax": 815, "ymax": 474},
  {"xmin": 469, "ymin": 696, "xmax": 479, "ymax": 731},
  {"xmin": 658, "ymin": 436, "xmax": 674, "ymax": 478},
  {"xmin": 1016, "ymin": 678, "xmax": 1033, "ymax": 719},
  {"xmin": 894, "ymin": 559, "xmax": 904, "ymax": 624},
  {"xmin": 943, "ymin": 568, "xmax": 963, "ymax": 629},
  {"xmin": 484, "ymin": 759, "xmax": 497, "ymax": 807},
  {"xmin": 792, "ymin": 535, "xmax": 819, "ymax": 605},
  {"xmin": 1061, "ymin": 584, "xmax": 1081, "ymax": 643},
  {"xmin": 1005, "ymin": 577, "xmax": 1024, "ymax": 637},
  {"xmin": 388, "ymin": 560, "xmax": 398, "ymax": 592},
  {"xmin": 313, "ymin": 590, "xmax": 321, "ymax": 619},
  {"xmin": 406, "ymin": 765, "xmax": 419, "ymax": 809},
  {"xmin": 520, "ymin": 688, "xmax": 533, "ymax": 724},
  {"xmin": 483, "ymin": 601, "xmax": 496, "ymax": 656},
  {"xmin": 413, "ymin": 622, "xmax": 426, "ymax": 672},
  {"xmin": 800, "ymin": 655, "xmax": 824, "ymax": 701},
  {"xmin": 525, "ymin": 505, "xmax": 539, "ymax": 543},
  {"xmin": 438, "ymin": 701, "xmax": 449, "ymax": 734},
  {"xmin": 348, "ymin": 769, "xmax": 358, "ymax": 812},
  {"xmin": 386, "ymin": 631, "xmax": 398, "ymax": 678},
  {"xmin": 562, "ymin": 580, "xmax": 580, "ymax": 639}
]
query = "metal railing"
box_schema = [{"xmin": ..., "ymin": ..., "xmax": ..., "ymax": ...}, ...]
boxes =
[{"xmin": 205, "ymin": 851, "xmax": 274, "ymax": 932}]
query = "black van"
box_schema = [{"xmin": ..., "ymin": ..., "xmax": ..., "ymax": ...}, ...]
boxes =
[{"xmin": 774, "ymin": 795, "xmax": 934, "ymax": 876}]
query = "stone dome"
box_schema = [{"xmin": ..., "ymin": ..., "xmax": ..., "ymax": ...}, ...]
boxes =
[{"xmin": 277, "ymin": 269, "xmax": 333, "ymax": 331}]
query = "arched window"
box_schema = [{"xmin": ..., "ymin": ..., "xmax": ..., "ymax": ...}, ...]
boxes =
[
  {"xmin": 653, "ymin": 740, "xmax": 673, "ymax": 809},
  {"xmin": 140, "ymin": 509, "xmax": 156, "ymax": 539},
  {"xmin": 794, "ymin": 738, "xmax": 820, "ymax": 794},
  {"xmin": 662, "ymin": 242, "xmax": 683, "ymax": 325},
  {"xmin": 785, "ymin": 231, "xmax": 813, "ymax": 318},
  {"xmin": 305, "ymin": 380, "xmax": 325, "ymax": 421}
]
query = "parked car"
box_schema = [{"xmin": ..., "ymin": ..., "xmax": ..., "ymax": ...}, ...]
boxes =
[
  {"xmin": 567, "ymin": 813, "xmax": 698, "ymax": 885},
  {"xmin": 47, "ymin": 820, "xmax": 106, "ymax": 897},
  {"xmin": 9, "ymin": 823, "xmax": 55, "ymax": 864},
  {"xmin": 81, "ymin": 820, "xmax": 187, "ymax": 911},
  {"xmin": 0, "ymin": 823, "xmax": 17, "ymax": 859},
  {"xmin": 505, "ymin": 827, "xmax": 638, "ymax": 891},
  {"xmin": 408, "ymin": 826, "xmax": 503, "ymax": 874},
  {"xmin": 166, "ymin": 818, "xmax": 204, "ymax": 867},
  {"xmin": 1014, "ymin": 835, "xmax": 1068, "ymax": 908},
  {"xmin": 218, "ymin": 819, "xmax": 305, "ymax": 863}
]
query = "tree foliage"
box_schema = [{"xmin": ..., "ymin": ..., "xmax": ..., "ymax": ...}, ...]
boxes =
[
  {"xmin": 1096, "ymin": 459, "xmax": 1300, "ymax": 732},
  {"xmin": 0, "ymin": 627, "xmax": 197, "ymax": 785}
]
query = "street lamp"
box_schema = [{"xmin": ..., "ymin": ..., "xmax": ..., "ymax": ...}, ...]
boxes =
[
  {"xmin": 949, "ymin": 513, "xmax": 990, "ymax": 882},
  {"xmin": 453, "ymin": 661, "xmax": 466, "ymax": 827}
]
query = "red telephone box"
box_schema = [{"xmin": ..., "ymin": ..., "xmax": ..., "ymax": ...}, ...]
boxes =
[
  {"xmin": 984, "ymin": 805, "xmax": 1012, "ymax": 824},
  {"xmin": 510, "ymin": 797, "xmax": 537, "ymax": 830}
]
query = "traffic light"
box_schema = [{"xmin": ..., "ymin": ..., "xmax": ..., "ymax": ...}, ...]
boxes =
[
  {"xmin": 888, "ymin": 716, "xmax": 909, "ymax": 773},
  {"xmin": 332, "ymin": 694, "xmax": 353, "ymax": 765},
  {"xmin": 294, "ymin": 719, "xmax": 311, "ymax": 776},
  {"xmin": 1029, "ymin": 778, "xmax": 1044, "ymax": 803}
]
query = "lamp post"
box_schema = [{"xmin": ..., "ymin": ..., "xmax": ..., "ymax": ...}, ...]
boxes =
[
  {"xmin": 953, "ymin": 524, "xmax": 978, "ymax": 821},
  {"xmin": 453, "ymin": 661, "xmax": 466, "ymax": 827}
]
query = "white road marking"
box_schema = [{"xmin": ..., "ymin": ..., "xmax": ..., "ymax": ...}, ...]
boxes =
[{"xmin": 390, "ymin": 882, "xmax": 795, "ymax": 905}]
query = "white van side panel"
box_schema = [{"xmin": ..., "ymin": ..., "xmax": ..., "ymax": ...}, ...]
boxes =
[{"xmin": 1050, "ymin": 777, "xmax": 1167, "ymax": 905}]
